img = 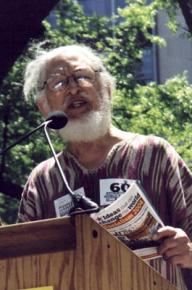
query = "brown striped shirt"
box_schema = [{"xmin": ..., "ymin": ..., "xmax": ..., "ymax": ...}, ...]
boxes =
[{"xmin": 18, "ymin": 133, "xmax": 192, "ymax": 289}]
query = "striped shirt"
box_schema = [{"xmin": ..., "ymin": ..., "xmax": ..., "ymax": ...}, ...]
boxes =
[{"xmin": 18, "ymin": 133, "xmax": 192, "ymax": 289}]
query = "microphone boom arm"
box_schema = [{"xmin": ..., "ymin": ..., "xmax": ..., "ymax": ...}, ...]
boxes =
[
  {"xmin": 0, "ymin": 120, "xmax": 52, "ymax": 156},
  {"xmin": 43, "ymin": 123, "xmax": 99, "ymax": 214}
]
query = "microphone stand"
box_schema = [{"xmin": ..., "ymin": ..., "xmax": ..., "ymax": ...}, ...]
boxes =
[
  {"xmin": 0, "ymin": 120, "xmax": 51, "ymax": 156},
  {"xmin": 43, "ymin": 122, "xmax": 100, "ymax": 215}
]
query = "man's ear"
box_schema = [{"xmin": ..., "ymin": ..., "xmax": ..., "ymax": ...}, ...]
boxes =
[
  {"xmin": 36, "ymin": 96, "xmax": 50, "ymax": 118},
  {"xmin": 107, "ymin": 85, "xmax": 112, "ymax": 100}
]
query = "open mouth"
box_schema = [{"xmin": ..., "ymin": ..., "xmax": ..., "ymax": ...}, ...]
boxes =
[
  {"xmin": 66, "ymin": 99, "xmax": 90, "ymax": 118},
  {"xmin": 68, "ymin": 100, "xmax": 87, "ymax": 109}
]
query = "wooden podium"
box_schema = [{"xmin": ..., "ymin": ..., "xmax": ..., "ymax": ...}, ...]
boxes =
[{"xmin": 0, "ymin": 215, "xmax": 177, "ymax": 290}]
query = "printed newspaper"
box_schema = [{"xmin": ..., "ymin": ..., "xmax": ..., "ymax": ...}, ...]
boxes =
[{"xmin": 91, "ymin": 181, "xmax": 164, "ymax": 260}]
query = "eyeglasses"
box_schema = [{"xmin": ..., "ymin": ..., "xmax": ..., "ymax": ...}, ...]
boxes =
[{"xmin": 40, "ymin": 69, "xmax": 99, "ymax": 93}]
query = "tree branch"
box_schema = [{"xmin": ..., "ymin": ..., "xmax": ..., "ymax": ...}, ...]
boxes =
[{"xmin": 177, "ymin": 0, "xmax": 192, "ymax": 33}]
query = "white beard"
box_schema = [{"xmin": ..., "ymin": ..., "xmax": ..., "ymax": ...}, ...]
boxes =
[{"xmin": 58, "ymin": 97, "xmax": 111, "ymax": 142}]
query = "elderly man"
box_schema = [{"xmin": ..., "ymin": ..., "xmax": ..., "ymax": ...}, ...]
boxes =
[{"xmin": 18, "ymin": 44, "xmax": 192, "ymax": 289}]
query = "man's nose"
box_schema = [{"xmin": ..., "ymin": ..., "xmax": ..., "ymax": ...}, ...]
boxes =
[{"xmin": 66, "ymin": 77, "xmax": 79, "ymax": 95}]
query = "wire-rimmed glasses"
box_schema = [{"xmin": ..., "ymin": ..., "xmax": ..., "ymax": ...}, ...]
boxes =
[{"xmin": 40, "ymin": 68, "xmax": 98, "ymax": 93}]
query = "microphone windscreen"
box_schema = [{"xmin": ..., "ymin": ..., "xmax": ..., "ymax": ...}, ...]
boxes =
[{"xmin": 46, "ymin": 111, "xmax": 68, "ymax": 129}]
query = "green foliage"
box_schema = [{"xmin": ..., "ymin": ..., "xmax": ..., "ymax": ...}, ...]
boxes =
[
  {"xmin": 44, "ymin": 0, "xmax": 165, "ymax": 92},
  {"xmin": 112, "ymin": 73, "xmax": 192, "ymax": 168},
  {"xmin": 1, "ymin": 0, "xmax": 192, "ymax": 223},
  {"xmin": 0, "ymin": 193, "xmax": 19, "ymax": 224},
  {"xmin": 152, "ymin": 0, "xmax": 184, "ymax": 33}
]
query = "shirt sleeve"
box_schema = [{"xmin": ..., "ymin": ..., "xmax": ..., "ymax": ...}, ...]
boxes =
[
  {"xmin": 17, "ymin": 174, "xmax": 42, "ymax": 222},
  {"xmin": 162, "ymin": 139, "xmax": 192, "ymax": 239}
]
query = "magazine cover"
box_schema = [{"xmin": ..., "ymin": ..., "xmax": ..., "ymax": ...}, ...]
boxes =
[{"xmin": 91, "ymin": 181, "xmax": 164, "ymax": 260}]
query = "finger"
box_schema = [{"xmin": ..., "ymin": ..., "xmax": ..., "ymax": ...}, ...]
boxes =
[
  {"xmin": 158, "ymin": 236, "xmax": 189, "ymax": 255},
  {"xmin": 158, "ymin": 238, "xmax": 177, "ymax": 255},
  {"xmin": 152, "ymin": 226, "xmax": 176, "ymax": 241},
  {"xmin": 161, "ymin": 245, "xmax": 189, "ymax": 258},
  {"xmin": 165, "ymin": 254, "xmax": 189, "ymax": 267}
]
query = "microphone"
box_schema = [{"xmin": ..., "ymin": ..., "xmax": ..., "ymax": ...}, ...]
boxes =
[{"xmin": 46, "ymin": 111, "xmax": 68, "ymax": 129}]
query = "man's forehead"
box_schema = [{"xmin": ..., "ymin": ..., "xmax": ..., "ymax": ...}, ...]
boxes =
[{"xmin": 45, "ymin": 53, "xmax": 92, "ymax": 73}]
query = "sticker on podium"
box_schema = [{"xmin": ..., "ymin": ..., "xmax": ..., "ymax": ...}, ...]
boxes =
[{"xmin": 19, "ymin": 287, "xmax": 53, "ymax": 290}]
